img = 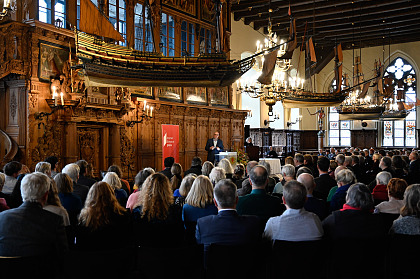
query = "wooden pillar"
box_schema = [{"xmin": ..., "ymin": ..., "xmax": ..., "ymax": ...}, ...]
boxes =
[
  {"xmin": 5, "ymin": 80, "xmax": 26, "ymax": 146},
  {"xmin": 64, "ymin": 122, "xmax": 78, "ymax": 165},
  {"xmin": 109, "ymin": 124, "xmax": 121, "ymax": 166}
]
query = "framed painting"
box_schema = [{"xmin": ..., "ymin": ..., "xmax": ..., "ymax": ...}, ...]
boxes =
[
  {"xmin": 202, "ymin": 0, "xmax": 215, "ymax": 22},
  {"xmin": 157, "ymin": 86, "xmax": 182, "ymax": 101},
  {"xmin": 162, "ymin": 0, "xmax": 195, "ymax": 16},
  {"xmin": 186, "ymin": 87, "xmax": 207, "ymax": 104},
  {"xmin": 39, "ymin": 41, "xmax": 70, "ymax": 81},
  {"xmin": 208, "ymin": 86, "xmax": 229, "ymax": 106},
  {"xmin": 129, "ymin": 87, "xmax": 154, "ymax": 98}
]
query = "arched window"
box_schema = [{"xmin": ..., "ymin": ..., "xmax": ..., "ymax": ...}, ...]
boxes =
[
  {"xmin": 383, "ymin": 57, "xmax": 417, "ymax": 147},
  {"xmin": 328, "ymin": 75, "xmax": 351, "ymax": 146}
]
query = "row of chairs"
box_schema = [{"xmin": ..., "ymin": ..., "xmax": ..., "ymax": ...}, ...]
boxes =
[{"xmin": 1, "ymin": 234, "xmax": 418, "ymax": 279}]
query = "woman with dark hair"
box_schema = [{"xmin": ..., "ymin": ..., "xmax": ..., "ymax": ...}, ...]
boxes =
[
  {"xmin": 126, "ymin": 168, "xmax": 155, "ymax": 211},
  {"xmin": 55, "ymin": 173, "xmax": 83, "ymax": 227},
  {"xmin": 170, "ymin": 163, "xmax": 183, "ymax": 191},
  {"xmin": 390, "ymin": 184, "xmax": 420, "ymax": 235},
  {"xmin": 75, "ymin": 182, "xmax": 132, "ymax": 250},
  {"xmin": 391, "ymin": 155, "xmax": 407, "ymax": 180},
  {"xmin": 132, "ymin": 173, "xmax": 184, "ymax": 247}
]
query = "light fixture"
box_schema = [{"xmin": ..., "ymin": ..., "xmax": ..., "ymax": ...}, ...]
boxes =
[
  {"xmin": 0, "ymin": 0, "xmax": 12, "ymax": 19},
  {"xmin": 263, "ymin": 112, "xmax": 280, "ymax": 126},
  {"xmin": 286, "ymin": 115, "xmax": 302, "ymax": 128},
  {"xmin": 126, "ymin": 99, "xmax": 153, "ymax": 127}
]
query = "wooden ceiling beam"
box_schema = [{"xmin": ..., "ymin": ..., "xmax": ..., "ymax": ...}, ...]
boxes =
[{"xmin": 231, "ymin": 0, "xmax": 269, "ymax": 13}]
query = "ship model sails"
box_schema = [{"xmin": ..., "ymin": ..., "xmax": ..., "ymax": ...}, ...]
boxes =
[{"xmin": 75, "ymin": 0, "xmax": 257, "ymax": 87}]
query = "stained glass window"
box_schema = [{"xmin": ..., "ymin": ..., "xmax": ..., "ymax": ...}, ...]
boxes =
[{"xmin": 382, "ymin": 58, "xmax": 417, "ymax": 147}]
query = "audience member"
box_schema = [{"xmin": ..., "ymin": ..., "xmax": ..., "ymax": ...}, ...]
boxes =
[
  {"xmin": 266, "ymin": 146, "xmax": 278, "ymax": 158},
  {"xmin": 350, "ymin": 155, "xmax": 362, "ymax": 182},
  {"xmin": 375, "ymin": 178, "xmax": 407, "ymax": 214},
  {"xmin": 132, "ymin": 173, "xmax": 184, "ymax": 247},
  {"xmin": 298, "ymin": 173, "xmax": 328, "ymax": 220},
  {"xmin": 371, "ymin": 171, "xmax": 392, "ymax": 205},
  {"xmin": 201, "ymin": 161, "xmax": 214, "ymax": 177},
  {"xmin": 329, "ymin": 160, "xmax": 338, "ymax": 179},
  {"xmin": 335, "ymin": 154, "xmax": 345, "ymax": 167},
  {"xmin": 107, "ymin": 165, "xmax": 130, "ymax": 194},
  {"xmin": 232, "ymin": 163, "xmax": 245, "ymax": 187},
  {"xmin": 323, "ymin": 183, "xmax": 388, "ymax": 239},
  {"xmin": 236, "ymin": 165, "xmax": 285, "ymax": 223},
  {"xmin": 160, "ymin": 157, "xmax": 175, "ymax": 180},
  {"xmin": 218, "ymin": 158, "xmax": 234, "ymax": 180},
  {"xmin": 303, "ymin": 154, "xmax": 318, "ymax": 177},
  {"xmin": 103, "ymin": 172, "xmax": 128, "ymax": 207},
  {"xmin": 184, "ymin": 157, "xmax": 202, "ymax": 177},
  {"xmin": 264, "ymin": 180, "xmax": 323, "ymax": 241},
  {"xmin": 294, "ymin": 153, "xmax": 304, "ymax": 172},
  {"xmin": 379, "ymin": 156, "xmax": 396, "ymax": 178},
  {"xmin": 76, "ymin": 181, "xmax": 132, "ymax": 250},
  {"xmin": 196, "ymin": 179, "xmax": 263, "ymax": 250},
  {"xmin": 0, "ymin": 173, "xmax": 10, "ymax": 212},
  {"xmin": 55, "ymin": 173, "xmax": 83, "ymax": 227},
  {"xmin": 314, "ymin": 156, "xmax": 337, "ymax": 201},
  {"xmin": 126, "ymin": 168, "xmax": 155, "ymax": 211},
  {"xmin": 170, "ymin": 163, "xmax": 183, "ymax": 191},
  {"xmin": 75, "ymin": 160, "xmax": 97, "ymax": 187},
  {"xmin": 329, "ymin": 169, "xmax": 356, "ymax": 212},
  {"xmin": 9, "ymin": 173, "xmax": 27, "ymax": 208},
  {"xmin": 389, "ymin": 184, "xmax": 420, "ymax": 235},
  {"xmin": 183, "ymin": 175, "xmax": 218, "ymax": 240},
  {"xmin": 35, "ymin": 161, "xmax": 52, "ymax": 177},
  {"xmin": 62, "ymin": 163, "xmax": 89, "ymax": 205},
  {"xmin": 174, "ymin": 174, "xmax": 196, "ymax": 206},
  {"xmin": 391, "ymin": 155, "xmax": 407, "ymax": 180},
  {"xmin": 209, "ymin": 167, "xmax": 226, "ymax": 186},
  {"xmin": 45, "ymin": 156, "xmax": 59, "ymax": 177},
  {"xmin": 296, "ymin": 166, "xmax": 313, "ymax": 177},
  {"xmin": 273, "ymin": 164, "xmax": 295, "ymax": 195},
  {"xmin": 43, "ymin": 179, "xmax": 70, "ymax": 227},
  {"xmin": 2, "ymin": 161, "xmax": 22, "ymax": 195},
  {"xmin": 408, "ymin": 151, "xmax": 420, "ymax": 184},
  {"xmin": 0, "ymin": 172, "xmax": 68, "ymax": 256},
  {"xmin": 284, "ymin": 156, "xmax": 294, "ymax": 166},
  {"xmin": 258, "ymin": 160, "xmax": 276, "ymax": 193}
]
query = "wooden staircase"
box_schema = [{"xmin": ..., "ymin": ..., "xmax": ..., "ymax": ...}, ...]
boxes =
[{"xmin": 0, "ymin": 129, "xmax": 19, "ymax": 169}]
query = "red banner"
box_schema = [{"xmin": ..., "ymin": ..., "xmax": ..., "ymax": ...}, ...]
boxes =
[{"xmin": 162, "ymin": 124, "xmax": 179, "ymax": 169}]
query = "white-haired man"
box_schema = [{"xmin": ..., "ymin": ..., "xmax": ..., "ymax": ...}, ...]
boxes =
[{"xmin": 0, "ymin": 172, "xmax": 68, "ymax": 257}]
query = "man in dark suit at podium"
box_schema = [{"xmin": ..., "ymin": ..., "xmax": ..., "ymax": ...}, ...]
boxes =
[{"xmin": 205, "ymin": 131, "xmax": 224, "ymax": 163}]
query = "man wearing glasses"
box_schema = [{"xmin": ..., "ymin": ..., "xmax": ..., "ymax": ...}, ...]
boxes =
[{"xmin": 205, "ymin": 131, "xmax": 224, "ymax": 164}]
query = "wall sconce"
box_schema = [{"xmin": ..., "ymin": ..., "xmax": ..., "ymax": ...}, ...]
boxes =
[
  {"xmin": 264, "ymin": 113, "xmax": 280, "ymax": 126},
  {"xmin": 286, "ymin": 115, "xmax": 302, "ymax": 128},
  {"xmin": 126, "ymin": 100, "xmax": 153, "ymax": 127},
  {"xmin": 0, "ymin": 0, "xmax": 12, "ymax": 19}
]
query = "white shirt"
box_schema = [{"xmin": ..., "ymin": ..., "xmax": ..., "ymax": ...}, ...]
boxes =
[
  {"xmin": 264, "ymin": 208, "xmax": 323, "ymax": 241},
  {"xmin": 213, "ymin": 139, "xmax": 218, "ymax": 147},
  {"xmin": 2, "ymin": 175, "xmax": 17, "ymax": 195}
]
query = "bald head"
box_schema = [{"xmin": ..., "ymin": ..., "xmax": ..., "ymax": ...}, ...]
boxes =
[
  {"xmin": 249, "ymin": 165, "xmax": 268, "ymax": 189},
  {"xmin": 297, "ymin": 173, "xmax": 315, "ymax": 194}
]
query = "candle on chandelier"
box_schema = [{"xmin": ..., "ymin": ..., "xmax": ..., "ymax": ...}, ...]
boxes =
[
  {"xmin": 146, "ymin": 105, "xmax": 149, "ymax": 116},
  {"xmin": 150, "ymin": 106, "xmax": 153, "ymax": 117},
  {"xmin": 143, "ymin": 100, "xmax": 147, "ymax": 111},
  {"xmin": 60, "ymin": 92, "xmax": 64, "ymax": 106}
]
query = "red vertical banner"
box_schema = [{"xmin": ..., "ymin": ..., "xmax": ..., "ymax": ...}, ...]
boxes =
[{"xmin": 162, "ymin": 124, "xmax": 179, "ymax": 169}]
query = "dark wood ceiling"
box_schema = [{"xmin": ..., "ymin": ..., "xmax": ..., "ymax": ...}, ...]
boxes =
[{"xmin": 231, "ymin": 0, "xmax": 420, "ymax": 50}]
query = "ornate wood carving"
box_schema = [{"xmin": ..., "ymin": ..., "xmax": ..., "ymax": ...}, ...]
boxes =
[
  {"xmin": 30, "ymin": 122, "xmax": 63, "ymax": 170},
  {"xmin": 77, "ymin": 128, "xmax": 98, "ymax": 169},
  {"xmin": 120, "ymin": 128, "xmax": 135, "ymax": 173}
]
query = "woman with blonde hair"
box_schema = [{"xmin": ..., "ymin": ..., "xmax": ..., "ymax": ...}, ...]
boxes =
[
  {"xmin": 76, "ymin": 181, "xmax": 131, "ymax": 250},
  {"xmin": 103, "ymin": 172, "xmax": 128, "ymax": 207},
  {"xmin": 170, "ymin": 163, "xmax": 183, "ymax": 191},
  {"xmin": 201, "ymin": 161, "xmax": 214, "ymax": 177},
  {"xmin": 182, "ymin": 175, "xmax": 218, "ymax": 241},
  {"xmin": 218, "ymin": 158, "xmax": 234, "ymax": 179},
  {"xmin": 132, "ymin": 173, "xmax": 183, "ymax": 246},
  {"xmin": 174, "ymin": 174, "xmax": 197, "ymax": 206}
]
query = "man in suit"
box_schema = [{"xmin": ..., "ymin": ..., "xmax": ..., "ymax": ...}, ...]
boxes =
[
  {"xmin": 294, "ymin": 153, "xmax": 304, "ymax": 173},
  {"xmin": 263, "ymin": 180, "xmax": 323, "ymax": 241},
  {"xmin": 314, "ymin": 156, "xmax": 337, "ymax": 201},
  {"xmin": 265, "ymin": 146, "xmax": 278, "ymax": 158},
  {"xmin": 205, "ymin": 131, "xmax": 224, "ymax": 164},
  {"xmin": 236, "ymin": 165, "xmax": 285, "ymax": 224},
  {"xmin": 62, "ymin": 163, "xmax": 89, "ymax": 205},
  {"xmin": 298, "ymin": 173, "xmax": 328, "ymax": 221},
  {"xmin": 196, "ymin": 179, "xmax": 263, "ymax": 250},
  {"xmin": 184, "ymin": 157, "xmax": 202, "ymax": 176},
  {"xmin": 160, "ymin": 157, "xmax": 175, "ymax": 180},
  {"xmin": 408, "ymin": 151, "xmax": 420, "ymax": 184},
  {"xmin": 75, "ymin": 160, "xmax": 97, "ymax": 188},
  {"xmin": 0, "ymin": 172, "xmax": 68, "ymax": 257}
]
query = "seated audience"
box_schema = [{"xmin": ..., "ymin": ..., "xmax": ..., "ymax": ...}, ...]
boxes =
[
  {"xmin": 43, "ymin": 179, "xmax": 70, "ymax": 227},
  {"xmin": 102, "ymin": 172, "xmax": 128, "ymax": 207},
  {"xmin": 0, "ymin": 173, "xmax": 10, "ymax": 212},
  {"xmin": 266, "ymin": 146, "xmax": 278, "ymax": 158},
  {"xmin": 218, "ymin": 158, "xmax": 234, "ymax": 180},
  {"xmin": 232, "ymin": 163, "xmax": 245, "ymax": 187},
  {"xmin": 0, "ymin": 172, "xmax": 68, "ymax": 257},
  {"xmin": 273, "ymin": 164, "xmax": 295, "ymax": 195},
  {"xmin": 184, "ymin": 157, "xmax": 202, "ymax": 177},
  {"xmin": 132, "ymin": 173, "xmax": 184, "ymax": 247},
  {"xmin": 182, "ymin": 175, "xmax": 218, "ymax": 240},
  {"xmin": 390, "ymin": 184, "xmax": 420, "ymax": 235},
  {"xmin": 375, "ymin": 178, "xmax": 407, "ymax": 214},
  {"xmin": 298, "ymin": 173, "xmax": 328, "ymax": 220},
  {"xmin": 201, "ymin": 161, "xmax": 214, "ymax": 177},
  {"xmin": 209, "ymin": 167, "xmax": 226, "ymax": 186},
  {"xmin": 196, "ymin": 179, "xmax": 263, "ymax": 250},
  {"xmin": 126, "ymin": 168, "xmax": 155, "ymax": 211},
  {"xmin": 2, "ymin": 161, "xmax": 22, "ymax": 195},
  {"xmin": 408, "ymin": 151, "xmax": 420, "ymax": 184},
  {"xmin": 55, "ymin": 173, "xmax": 83, "ymax": 226},
  {"xmin": 44, "ymin": 156, "xmax": 59, "ymax": 178},
  {"xmin": 328, "ymin": 160, "xmax": 338, "ymax": 179},
  {"xmin": 323, "ymin": 183, "xmax": 388, "ymax": 239},
  {"xmin": 62, "ymin": 163, "xmax": 89, "ymax": 205},
  {"xmin": 160, "ymin": 157, "xmax": 175, "ymax": 180},
  {"xmin": 372, "ymin": 171, "xmax": 392, "ymax": 204},
  {"xmin": 303, "ymin": 154, "xmax": 318, "ymax": 177},
  {"xmin": 264, "ymin": 180, "xmax": 323, "ymax": 242},
  {"xmin": 314, "ymin": 156, "xmax": 338, "ymax": 201},
  {"xmin": 76, "ymin": 181, "xmax": 132, "ymax": 250},
  {"xmin": 329, "ymin": 169, "xmax": 356, "ymax": 212},
  {"xmin": 296, "ymin": 166, "xmax": 313, "ymax": 177},
  {"xmin": 174, "ymin": 174, "xmax": 196, "ymax": 206},
  {"xmin": 170, "ymin": 163, "xmax": 183, "ymax": 191},
  {"xmin": 294, "ymin": 153, "xmax": 305, "ymax": 173},
  {"xmin": 35, "ymin": 161, "xmax": 52, "ymax": 177},
  {"xmin": 236, "ymin": 165, "xmax": 285, "ymax": 224},
  {"xmin": 75, "ymin": 160, "xmax": 97, "ymax": 188},
  {"xmin": 284, "ymin": 156, "xmax": 294, "ymax": 166},
  {"xmin": 107, "ymin": 165, "xmax": 130, "ymax": 194},
  {"xmin": 392, "ymin": 155, "xmax": 407, "ymax": 180}
]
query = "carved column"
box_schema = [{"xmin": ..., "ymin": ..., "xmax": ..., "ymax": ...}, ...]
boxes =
[
  {"xmin": 5, "ymin": 80, "xmax": 26, "ymax": 145},
  {"xmin": 64, "ymin": 122, "xmax": 78, "ymax": 165},
  {"xmin": 109, "ymin": 124, "xmax": 121, "ymax": 167}
]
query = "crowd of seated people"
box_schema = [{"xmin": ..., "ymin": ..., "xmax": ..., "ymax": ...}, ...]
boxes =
[{"xmin": 1, "ymin": 148, "xmax": 420, "ymax": 278}]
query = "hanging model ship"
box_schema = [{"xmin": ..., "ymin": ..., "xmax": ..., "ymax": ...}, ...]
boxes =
[{"xmin": 73, "ymin": 0, "xmax": 278, "ymax": 88}]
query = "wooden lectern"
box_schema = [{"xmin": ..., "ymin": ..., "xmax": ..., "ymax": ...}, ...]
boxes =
[{"xmin": 246, "ymin": 146, "xmax": 260, "ymax": 162}]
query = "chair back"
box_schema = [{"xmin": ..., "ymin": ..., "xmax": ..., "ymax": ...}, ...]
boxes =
[{"xmin": 388, "ymin": 234, "xmax": 420, "ymax": 279}]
